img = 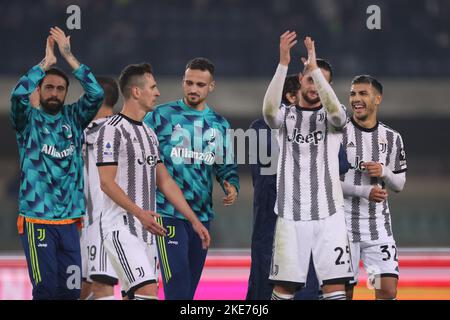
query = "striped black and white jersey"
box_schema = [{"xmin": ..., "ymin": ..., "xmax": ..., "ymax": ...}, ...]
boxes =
[
  {"xmin": 274, "ymin": 103, "xmax": 346, "ymax": 221},
  {"xmin": 95, "ymin": 113, "xmax": 160, "ymax": 244},
  {"xmin": 341, "ymin": 118, "xmax": 407, "ymax": 242},
  {"xmin": 83, "ymin": 117, "xmax": 108, "ymax": 229}
]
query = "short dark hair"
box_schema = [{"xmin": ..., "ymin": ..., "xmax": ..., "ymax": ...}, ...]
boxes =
[
  {"xmin": 351, "ymin": 75, "xmax": 383, "ymax": 94},
  {"xmin": 282, "ymin": 74, "xmax": 301, "ymax": 105},
  {"xmin": 96, "ymin": 76, "xmax": 119, "ymax": 108},
  {"xmin": 39, "ymin": 67, "xmax": 69, "ymax": 88},
  {"xmin": 185, "ymin": 57, "xmax": 215, "ymax": 78},
  {"xmin": 303, "ymin": 58, "xmax": 333, "ymax": 83},
  {"xmin": 119, "ymin": 63, "xmax": 153, "ymax": 99}
]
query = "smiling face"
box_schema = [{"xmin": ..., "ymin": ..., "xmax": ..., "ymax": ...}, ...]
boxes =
[{"xmin": 349, "ymin": 82, "xmax": 382, "ymax": 122}]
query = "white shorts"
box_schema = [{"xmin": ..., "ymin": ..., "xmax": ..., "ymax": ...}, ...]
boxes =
[
  {"xmin": 80, "ymin": 227, "xmax": 89, "ymax": 282},
  {"xmin": 269, "ymin": 211, "xmax": 353, "ymax": 287},
  {"xmin": 103, "ymin": 228, "xmax": 159, "ymax": 294},
  {"xmin": 81, "ymin": 218, "xmax": 118, "ymax": 285},
  {"xmin": 349, "ymin": 239, "xmax": 399, "ymax": 286}
]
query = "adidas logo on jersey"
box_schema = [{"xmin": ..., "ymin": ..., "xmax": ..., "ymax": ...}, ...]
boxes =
[
  {"xmin": 347, "ymin": 141, "xmax": 356, "ymax": 148},
  {"xmin": 287, "ymin": 129, "xmax": 323, "ymax": 145}
]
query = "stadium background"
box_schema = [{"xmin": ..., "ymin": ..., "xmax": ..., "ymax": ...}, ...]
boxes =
[{"xmin": 0, "ymin": 0, "xmax": 449, "ymax": 299}]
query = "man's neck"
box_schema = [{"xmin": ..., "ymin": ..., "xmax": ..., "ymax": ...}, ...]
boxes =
[
  {"xmin": 353, "ymin": 115, "xmax": 377, "ymax": 129},
  {"xmin": 121, "ymin": 103, "xmax": 145, "ymax": 122},
  {"xmin": 40, "ymin": 106, "xmax": 61, "ymax": 116},
  {"xmin": 184, "ymin": 98, "xmax": 206, "ymax": 111}
]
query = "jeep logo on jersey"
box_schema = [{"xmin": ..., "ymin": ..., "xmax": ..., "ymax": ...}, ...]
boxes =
[
  {"xmin": 287, "ymin": 129, "xmax": 324, "ymax": 145},
  {"xmin": 137, "ymin": 152, "xmax": 158, "ymax": 166}
]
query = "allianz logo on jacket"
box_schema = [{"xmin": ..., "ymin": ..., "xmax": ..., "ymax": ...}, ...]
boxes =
[{"xmin": 41, "ymin": 144, "xmax": 75, "ymax": 159}]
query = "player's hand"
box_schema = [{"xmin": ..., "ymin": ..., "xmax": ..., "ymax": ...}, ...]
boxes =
[
  {"xmin": 50, "ymin": 26, "xmax": 72, "ymax": 58},
  {"xmin": 301, "ymin": 36, "xmax": 319, "ymax": 73},
  {"xmin": 279, "ymin": 31, "xmax": 298, "ymax": 66},
  {"xmin": 222, "ymin": 180, "xmax": 237, "ymax": 206},
  {"xmin": 39, "ymin": 36, "xmax": 57, "ymax": 71},
  {"xmin": 369, "ymin": 186, "xmax": 388, "ymax": 203},
  {"xmin": 137, "ymin": 210, "xmax": 167, "ymax": 237},
  {"xmin": 192, "ymin": 221, "xmax": 211, "ymax": 250},
  {"xmin": 364, "ymin": 161, "xmax": 383, "ymax": 177}
]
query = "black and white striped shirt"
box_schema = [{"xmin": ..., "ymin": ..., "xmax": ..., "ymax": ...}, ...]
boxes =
[
  {"xmin": 274, "ymin": 104, "xmax": 346, "ymax": 221},
  {"xmin": 95, "ymin": 113, "xmax": 160, "ymax": 244},
  {"xmin": 341, "ymin": 118, "xmax": 407, "ymax": 242},
  {"xmin": 83, "ymin": 117, "xmax": 108, "ymax": 228}
]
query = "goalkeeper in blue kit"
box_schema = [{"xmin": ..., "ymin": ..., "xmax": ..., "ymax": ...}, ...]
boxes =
[{"xmin": 10, "ymin": 27, "xmax": 104, "ymax": 299}]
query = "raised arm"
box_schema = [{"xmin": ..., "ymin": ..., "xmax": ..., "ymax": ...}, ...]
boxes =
[
  {"xmin": 263, "ymin": 31, "xmax": 297, "ymax": 129},
  {"xmin": 302, "ymin": 37, "xmax": 346, "ymax": 129},
  {"xmin": 10, "ymin": 36, "xmax": 57, "ymax": 133},
  {"xmin": 50, "ymin": 27, "xmax": 104, "ymax": 128}
]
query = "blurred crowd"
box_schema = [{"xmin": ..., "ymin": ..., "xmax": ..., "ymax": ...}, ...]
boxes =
[{"xmin": 0, "ymin": 0, "xmax": 449, "ymax": 77}]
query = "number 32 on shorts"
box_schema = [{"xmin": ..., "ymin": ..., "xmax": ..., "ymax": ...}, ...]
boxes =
[{"xmin": 380, "ymin": 245, "xmax": 398, "ymax": 261}]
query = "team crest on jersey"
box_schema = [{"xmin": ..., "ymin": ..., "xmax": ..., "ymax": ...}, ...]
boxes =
[
  {"xmin": 204, "ymin": 128, "xmax": 217, "ymax": 146},
  {"xmin": 62, "ymin": 124, "xmax": 73, "ymax": 139},
  {"xmin": 318, "ymin": 112, "xmax": 325, "ymax": 122},
  {"xmin": 379, "ymin": 139, "xmax": 387, "ymax": 153}
]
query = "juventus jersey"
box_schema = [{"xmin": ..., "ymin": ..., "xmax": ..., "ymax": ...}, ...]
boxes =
[
  {"xmin": 95, "ymin": 113, "xmax": 160, "ymax": 244},
  {"xmin": 341, "ymin": 118, "xmax": 407, "ymax": 242},
  {"xmin": 83, "ymin": 117, "xmax": 108, "ymax": 228},
  {"xmin": 274, "ymin": 104, "xmax": 347, "ymax": 221}
]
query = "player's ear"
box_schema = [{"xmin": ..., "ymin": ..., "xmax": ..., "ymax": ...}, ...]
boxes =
[
  {"xmin": 375, "ymin": 93, "xmax": 382, "ymax": 106},
  {"xmin": 209, "ymin": 80, "xmax": 215, "ymax": 93},
  {"xmin": 286, "ymin": 93, "xmax": 296, "ymax": 105},
  {"xmin": 130, "ymin": 86, "xmax": 140, "ymax": 100}
]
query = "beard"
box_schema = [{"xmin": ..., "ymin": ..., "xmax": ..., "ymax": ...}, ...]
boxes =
[
  {"xmin": 185, "ymin": 94, "xmax": 204, "ymax": 107},
  {"xmin": 40, "ymin": 97, "xmax": 63, "ymax": 114},
  {"xmin": 301, "ymin": 90, "xmax": 320, "ymax": 105}
]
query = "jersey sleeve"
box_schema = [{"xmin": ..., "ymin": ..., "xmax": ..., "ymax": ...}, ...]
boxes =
[
  {"xmin": 95, "ymin": 124, "xmax": 122, "ymax": 166},
  {"xmin": 213, "ymin": 119, "xmax": 240, "ymax": 194},
  {"xmin": 144, "ymin": 108, "xmax": 168, "ymax": 162},
  {"xmin": 10, "ymin": 65, "xmax": 45, "ymax": 133},
  {"xmin": 389, "ymin": 133, "xmax": 407, "ymax": 173},
  {"xmin": 67, "ymin": 64, "xmax": 104, "ymax": 130}
]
